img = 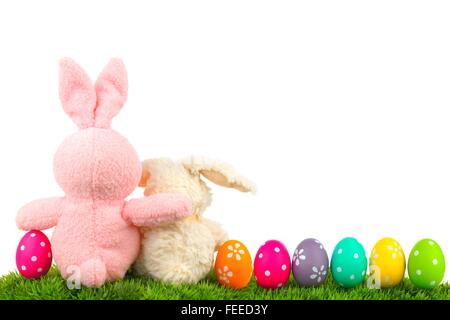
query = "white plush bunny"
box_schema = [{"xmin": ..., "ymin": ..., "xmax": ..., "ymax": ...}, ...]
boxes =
[{"xmin": 135, "ymin": 156, "xmax": 256, "ymax": 284}]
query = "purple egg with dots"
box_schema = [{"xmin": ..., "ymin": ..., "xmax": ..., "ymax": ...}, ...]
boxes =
[{"xmin": 292, "ymin": 238, "xmax": 329, "ymax": 287}]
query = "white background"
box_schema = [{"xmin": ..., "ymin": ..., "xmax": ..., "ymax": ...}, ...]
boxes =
[{"xmin": 0, "ymin": 1, "xmax": 449, "ymax": 283}]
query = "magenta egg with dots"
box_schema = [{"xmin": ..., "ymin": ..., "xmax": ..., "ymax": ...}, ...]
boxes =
[
  {"xmin": 254, "ymin": 240, "xmax": 291, "ymax": 289},
  {"xmin": 16, "ymin": 230, "xmax": 52, "ymax": 279}
]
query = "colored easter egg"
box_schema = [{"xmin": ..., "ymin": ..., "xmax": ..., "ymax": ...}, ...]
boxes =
[
  {"xmin": 215, "ymin": 240, "xmax": 252, "ymax": 289},
  {"xmin": 331, "ymin": 237, "xmax": 367, "ymax": 288},
  {"xmin": 254, "ymin": 240, "xmax": 291, "ymax": 289},
  {"xmin": 292, "ymin": 238, "xmax": 329, "ymax": 287},
  {"xmin": 408, "ymin": 239, "xmax": 445, "ymax": 289},
  {"xmin": 369, "ymin": 237, "xmax": 405, "ymax": 288},
  {"xmin": 16, "ymin": 230, "xmax": 52, "ymax": 279}
]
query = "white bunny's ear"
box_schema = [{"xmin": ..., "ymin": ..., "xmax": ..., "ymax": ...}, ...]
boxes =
[
  {"xmin": 94, "ymin": 58, "xmax": 128, "ymax": 128},
  {"xmin": 59, "ymin": 58, "xmax": 96, "ymax": 128},
  {"xmin": 181, "ymin": 156, "xmax": 256, "ymax": 193}
]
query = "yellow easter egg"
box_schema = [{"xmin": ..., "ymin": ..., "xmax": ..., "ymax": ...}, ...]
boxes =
[{"xmin": 369, "ymin": 237, "xmax": 406, "ymax": 288}]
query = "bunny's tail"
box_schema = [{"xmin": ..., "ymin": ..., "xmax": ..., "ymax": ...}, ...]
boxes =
[{"xmin": 80, "ymin": 258, "xmax": 107, "ymax": 288}]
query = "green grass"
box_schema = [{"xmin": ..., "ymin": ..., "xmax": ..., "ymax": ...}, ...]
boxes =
[{"xmin": 0, "ymin": 267, "xmax": 448, "ymax": 300}]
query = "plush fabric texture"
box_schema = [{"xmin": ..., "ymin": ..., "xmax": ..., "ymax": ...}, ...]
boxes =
[
  {"xmin": 135, "ymin": 156, "xmax": 255, "ymax": 284},
  {"xmin": 16, "ymin": 58, "xmax": 192, "ymax": 287},
  {"xmin": 124, "ymin": 193, "xmax": 193, "ymax": 227},
  {"xmin": 53, "ymin": 128, "xmax": 141, "ymax": 200},
  {"xmin": 59, "ymin": 58, "xmax": 97, "ymax": 129},
  {"xmin": 140, "ymin": 158, "xmax": 212, "ymax": 215},
  {"xmin": 134, "ymin": 217, "xmax": 224, "ymax": 284}
]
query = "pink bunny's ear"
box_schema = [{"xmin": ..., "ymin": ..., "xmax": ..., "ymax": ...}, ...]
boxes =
[
  {"xmin": 94, "ymin": 58, "xmax": 128, "ymax": 128},
  {"xmin": 59, "ymin": 58, "xmax": 96, "ymax": 128}
]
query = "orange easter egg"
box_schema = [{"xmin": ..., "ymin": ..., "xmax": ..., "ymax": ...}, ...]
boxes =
[{"xmin": 215, "ymin": 240, "xmax": 252, "ymax": 289}]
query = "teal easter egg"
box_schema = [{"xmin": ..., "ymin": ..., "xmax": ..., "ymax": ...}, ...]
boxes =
[
  {"xmin": 408, "ymin": 239, "xmax": 445, "ymax": 289},
  {"xmin": 331, "ymin": 237, "xmax": 368, "ymax": 288}
]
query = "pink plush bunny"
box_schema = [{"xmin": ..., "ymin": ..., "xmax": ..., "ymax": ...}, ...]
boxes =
[{"xmin": 16, "ymin": 58, "xmax": 192, "ymax": 287}]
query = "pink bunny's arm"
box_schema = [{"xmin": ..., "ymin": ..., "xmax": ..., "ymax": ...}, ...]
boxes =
[
  {"xmin": 16, "ymin": 197, "xmax": 64, "ymax": 230},
  {"xmin": 123, "ymin": 193, "xmax": 192, "ymax": 227}
]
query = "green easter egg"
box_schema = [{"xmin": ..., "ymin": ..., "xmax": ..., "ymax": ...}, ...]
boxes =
[
  {"xmin": 331, "ymin": 237, "xmax": 368, "ymax": 288},
  {"xmin": 408, "ymin": 239, "xmax": 445, "ymax": 289}
]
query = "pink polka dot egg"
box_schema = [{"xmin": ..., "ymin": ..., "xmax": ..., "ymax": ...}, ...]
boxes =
[
  {"xmin": 254, "ymin": 240, "xmax": 291, "ymax": 289},
  {"xmin": 16, "ymin": 230, "xmax": 52, "ymax": 279}
]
